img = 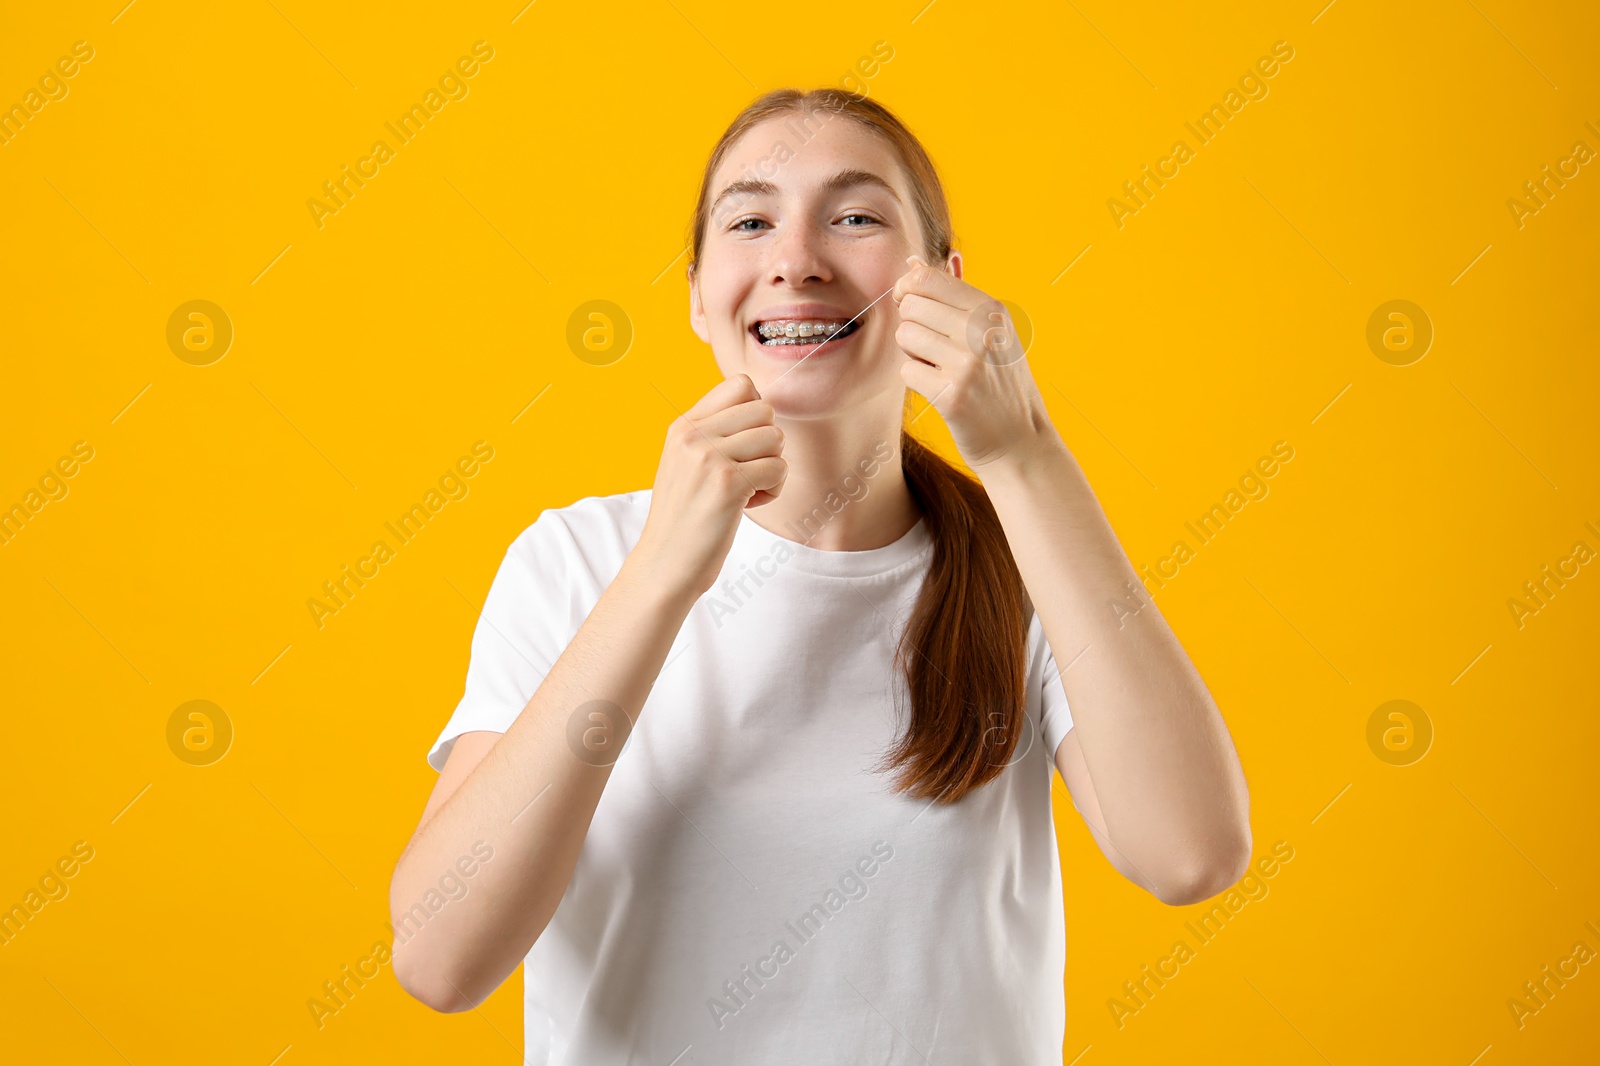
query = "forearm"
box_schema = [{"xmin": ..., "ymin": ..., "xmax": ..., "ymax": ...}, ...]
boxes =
[
  {"xmin": 390, "ymin": 552, "xmax": 698, "ymax": 1010},
  {"xmin": 978, "ymin": 432, "xmax": 1251, "ymax": 896}
]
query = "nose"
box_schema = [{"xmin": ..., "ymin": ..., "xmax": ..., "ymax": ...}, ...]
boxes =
[{"xmin": 767, "ymin": 220, "xmax": 831, "ymax": 287}]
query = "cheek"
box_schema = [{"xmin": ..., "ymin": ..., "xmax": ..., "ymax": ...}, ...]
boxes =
[
  {"xmin": 706, "ymin": 331, "xmax": 747, "ymax": 380},
  {"xmin": 860, "ymin": 322, "xmax": 912, "ymax": 380}
]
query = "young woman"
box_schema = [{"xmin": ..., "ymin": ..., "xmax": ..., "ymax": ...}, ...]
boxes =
[{"xmin": 389, "ymin": 88, "xmax": 1250, "ymax": 1064}]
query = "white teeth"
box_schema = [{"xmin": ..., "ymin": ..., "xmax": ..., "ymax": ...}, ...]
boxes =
[{"xmin": 754, "ymin": 319, "xmax": 856, "ymax": 344}]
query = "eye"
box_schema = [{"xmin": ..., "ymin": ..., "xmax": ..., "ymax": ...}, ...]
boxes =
[
  {"xmin": 840, "ymin": 213, "xmax": 880, "ymax": 227},
  {"xmin": 729, "ymin": 217, "xmax": 769, "ymax": 233}
]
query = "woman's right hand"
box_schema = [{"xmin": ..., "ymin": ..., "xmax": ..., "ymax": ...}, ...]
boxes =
[
  {"xmin": 632, "ymin": 374, "xmax": 787, "ymax": 598},
  {"xmin": 394, "ymin": 380, "xmax": 779, "ymax": 1009}
]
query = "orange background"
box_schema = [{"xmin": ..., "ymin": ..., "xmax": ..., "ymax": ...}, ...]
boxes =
[{"xmin": 2, "ymin": 0, "xmax": 1597, "ymax": 1062}]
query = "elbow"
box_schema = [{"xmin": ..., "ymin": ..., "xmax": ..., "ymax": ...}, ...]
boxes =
[
  {"xmin": 1154, "ymin": 830, "xmax": 1253, "ymax": 907},
  {"xmin": 392, "ymin": 945, "xmax": 485, "ymax": 1014},
  {"xmin": 387, "ymin": 890, "xmax": 549, "ymax": 1013}
]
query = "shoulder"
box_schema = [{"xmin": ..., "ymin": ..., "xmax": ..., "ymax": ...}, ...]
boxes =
[{"xmin": 505, "ymin": 487, "xmax": 652, "ymax": 577}]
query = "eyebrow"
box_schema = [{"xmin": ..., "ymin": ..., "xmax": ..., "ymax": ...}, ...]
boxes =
[{"xmin": 709, "ymin": 168, "xmax": 903, "ymax": 219}]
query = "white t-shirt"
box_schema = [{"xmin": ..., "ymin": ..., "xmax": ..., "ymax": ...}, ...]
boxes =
[{"xmin": 428, "ymin": 488, "xmax": 1077, "ymax": 1065}]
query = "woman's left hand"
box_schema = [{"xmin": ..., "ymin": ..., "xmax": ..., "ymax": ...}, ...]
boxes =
[{"xmin": 891, "ymin": 254, "xmax": 1060, "ymax": 473}]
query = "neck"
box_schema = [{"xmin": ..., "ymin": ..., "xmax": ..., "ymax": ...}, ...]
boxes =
[{"xmin": 743, "ymin": 406, "xmax": 921, "ymax": 553}]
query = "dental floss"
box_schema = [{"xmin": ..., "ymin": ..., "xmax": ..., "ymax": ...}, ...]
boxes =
[
  {"xmin": 765, "ymin": 256, "xmax": 924, "ymax": 388},
  {"xmin": 765, "ymin": 280, "xmax": 901, "ymax": 388}
]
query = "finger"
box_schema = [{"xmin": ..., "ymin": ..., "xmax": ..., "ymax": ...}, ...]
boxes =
[
  {"xmin": 718, "ymin": 423, "xmax": 784, "ymax": 462},
  {"xmin": 738, "ymin": 455, "xmax": 787, "ymax": 495},
  {"xmin": 687, "ymin": 373, "xmax": 760, "ymax": 420},
  {"xmin": 896, "ymin": 319, "xmax": 952, "ymax": 368},
  {"xmin": 900, "ymin": 356, "xmax": 946, "ymax": 406},
  {"xmin": 896, "ymin": 291, "xmax": 967, "ymax": 341},
  {"xmin": 700, "ymin": 397, "xmax": 775, "ymax": 437},
  {"xmin": 892, "ymin": 253, "xmax": 980, "ymax": 311}
]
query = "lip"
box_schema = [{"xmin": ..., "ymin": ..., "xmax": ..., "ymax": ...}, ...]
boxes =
[{"xmin": 747, "ymin": 301, "xmax": 866, "ymax": 359}]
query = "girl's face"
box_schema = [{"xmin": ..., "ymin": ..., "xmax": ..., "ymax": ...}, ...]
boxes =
[{"xmin": 689, "ymin": 114, "xmax": 949, "ymax": 416}]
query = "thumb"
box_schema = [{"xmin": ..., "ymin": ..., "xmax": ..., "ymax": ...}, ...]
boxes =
[{"xmin": 895, "ymin": 254, "xmax": 927, "ymax": 304}]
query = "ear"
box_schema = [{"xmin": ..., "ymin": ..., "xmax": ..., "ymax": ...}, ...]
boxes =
[
  {"xmin": 945, "ymin": 250, "xmax": 964, "ymax": 281},
  {"xmin": 688, "ymin": 263, "xmax": 710, "ymax": 344}
]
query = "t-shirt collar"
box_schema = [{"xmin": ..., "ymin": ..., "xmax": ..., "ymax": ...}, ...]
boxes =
[{"xmin": 733, "ymin": 508, "xmax": 933, "ymax": 579}]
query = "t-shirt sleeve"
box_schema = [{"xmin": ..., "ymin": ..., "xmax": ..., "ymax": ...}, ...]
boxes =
[
  {"xmin": 1031, "ymin": 612, "xmax": 1076, "ymax": 764},
  {"xmin": 427, "ymin": 512, "xmax": 573, "ymax": 771}
]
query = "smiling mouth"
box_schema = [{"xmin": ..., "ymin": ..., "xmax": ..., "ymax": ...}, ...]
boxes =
[{"xmin": 750, "ymin": 317, "xmax": 863, "ymax": 347}]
